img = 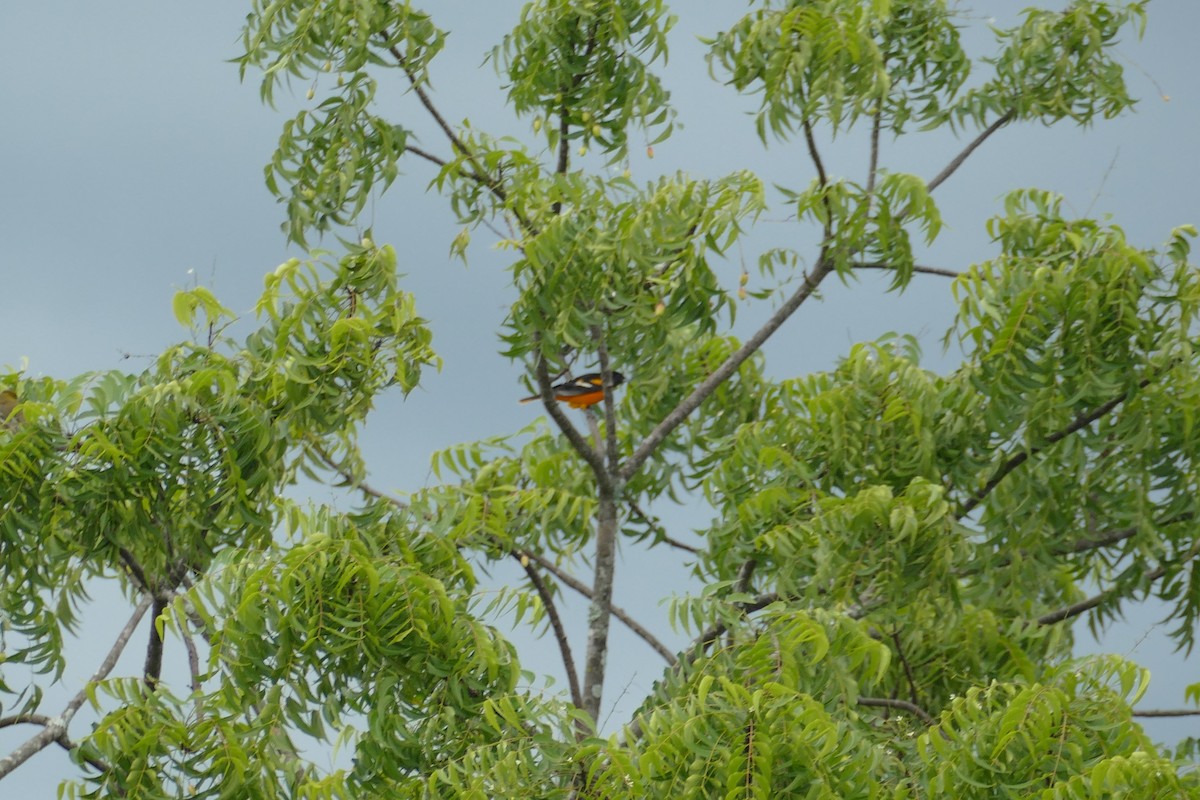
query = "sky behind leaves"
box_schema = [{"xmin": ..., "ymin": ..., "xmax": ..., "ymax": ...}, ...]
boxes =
[{"xmin": 2, "ymin": 1, "xmax": 1199, "ymax": 793}]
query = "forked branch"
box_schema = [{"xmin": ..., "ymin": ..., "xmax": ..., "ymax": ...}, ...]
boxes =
[
  {"xmin": 619, "ymin": 255, "xmax": 834, "ymax": 481},
  {"xmin": 0, "ymin": 595, "xmax": 152, "ymax": 780},
  {"xmin": 518, "ymin": 549, "xmax": 676, "ymax": 663}
]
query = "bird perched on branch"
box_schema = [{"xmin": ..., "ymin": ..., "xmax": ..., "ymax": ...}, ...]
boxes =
[
  {"xmin": 1, "ymin": 389, "xmax": 24, "ymax": 430},
  {"xmin": 519, "ymin": 372, "xmax": 626, "ymax": 409}
]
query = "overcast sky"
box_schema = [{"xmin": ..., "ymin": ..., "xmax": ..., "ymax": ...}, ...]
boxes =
[{"xmin": 3, "ymin": 1, "xmax": 1200, "ymax": 793}]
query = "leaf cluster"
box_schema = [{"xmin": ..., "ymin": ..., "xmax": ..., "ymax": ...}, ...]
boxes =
[{"xmin": 495, "ymin": 0, "xmax": 676, "ymax": 162}]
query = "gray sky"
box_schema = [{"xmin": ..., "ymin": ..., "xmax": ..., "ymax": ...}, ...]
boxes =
[{"xmin": 3, "ymin": 1, "xmax": 1200, "ymax": 793}]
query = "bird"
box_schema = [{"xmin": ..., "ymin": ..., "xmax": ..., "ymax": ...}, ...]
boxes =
[
  {"xmin": 0, "ymin": 389, "xmax": 23, "ymax": 430},
  {"xmin": 519, "ymin": 372, "xmax": 626, "ymax": 409}
]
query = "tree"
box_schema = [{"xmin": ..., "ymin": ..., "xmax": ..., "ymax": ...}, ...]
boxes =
[{"xmin": 3, "ymin": 0, "xmax": 1199, "ymax": 796}]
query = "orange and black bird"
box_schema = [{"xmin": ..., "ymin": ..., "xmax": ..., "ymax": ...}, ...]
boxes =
[{"xmin": 520, "ymin": 372, "xmax": 626, "ymax": 410}]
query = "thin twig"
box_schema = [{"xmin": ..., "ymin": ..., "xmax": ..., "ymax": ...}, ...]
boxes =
[
  {"xmin": 926, "ymin": 110, "xmax": 1016, "ymax": 193},
  {"xmin": 512, "ymin": 553, "xmax": 584, "ymax": 711},
  {"xmin": 889, "ymin": 630, "xmax": 922, "ymax": 708},
  {"xmin": 1084, "ymin": 148, "xmax": 1121, "ymax": 218},
  {"xmin": 628, "ymin": 500, "xmax": 700, "ymax": 555},
  {"xmin": 311, "ymin": 442, "xmax": 407, "ymax": 509},
  {"xmin": 866, "ymin": 108, "xmax": 882, "ymax": 197}
]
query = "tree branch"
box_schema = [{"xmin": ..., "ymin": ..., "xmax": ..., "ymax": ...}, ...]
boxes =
[
  {"xmin": 954, "ymin": 522, "xmax": 1145, "ymax": 581},
  {"xmin": 387, "ymin": 46, "xmax": 487, "ymax": 182},
  {"xmin": 681, "ymin": 591, "xmax": 781, "ymax": 667},
  {"xmin": 403, "ymin": 143, "xmax": 447, "ymax": 168},
  {"xmin": 381, "ymin": 37, "xmax": 535, "ymax": 234},
  {"xmin": 581, "ymin": 484, "xmax": 619, "ymax": 722},
  {"xmin": 623, "ymin": 590, "xmax": 780, "ymax": 744},
  {"xmin": 518, "ymin": 549, "xmax": 676, "ymax": 664},
  {"xmin": 0, "ymin": 714, "xmax": 113, "ymax": 775},
  {"xmin": 177, "ymin": 574, "xmax": 216, "ymax": 647},
  {"xmin": 800, "ymin": 103, "xmax": 829, "ymax": 192},
  {"xmin": 551, "ymin": 23, "xmax": 597, "ymax": 198},
  {"xmin": 0, "ymin": 713, "xmax": 57, "ymax": 731},
  {"xmin": 619, "ymin": 256, "xmax": 834, "ymax": 482},
  {"xmin": 118, "ymin": 547, "xmax": 151, "ymax": 593},
  {"xmin": 1037, "ymin": 519, "xmax": 1200, "ymax": 627},
  {"xmin": 926, "ymin": 110, "xmax": 1016, "ymax": 193},
  {"xmin": 852, "ymin": 261, "xmax": 960, "ymax": 278},
  {"xmin": 620, "ymin": 95, "xmax": 838, "ymax": 484},
  {"xmin": 0, "ymin": 595, "xmax": 151, "ymax": 781},
  {"xmin": 1059, "ymin": 524, "xmax": 1141, "ymax": 555},
  {"xmin": 857, "ymin": 696, "xmax": 937, "ymax": 727},
  {"xmin": 733, "ymin": 559, "xmax": 757, "ymax": 594},
  {"xmin": 1132, "ymin": 708, "xmax": 1200, "ymax": 718},
  {"xmin": 1038, "ymin": 561, "xmax": 1168, "ymax": 626},
  {"xmin": 594, "ymin": 329, "xmax": 620, "ymax": 477},
  {"xmin": 143, "ymin": 596, "xmax": 168, "ymax": 690},
  {"xmin": 555, "ymin": 98, "xmax": 571, "ymax": 181},
  {"xmin": 958, "ymin": 376, "xmax": 1151, "ymax": 519},
  {"xmin": 311, "ymin": 441, "xmax": 407, "ymax": 509},
  {"xmin": 512, "ymin": 553, "xmax": 583, "ymax": 711},
  {"xmin": 866, "ymin": 108, "xmax": 882, "ymax": 197},
  {"xmin": 315, "ymin": 440, "xmax": 676, "ymax": 668},
  {"xmin": 181, "ymin": 618, "xmax": 202, "ymax": 695},
  {"xmin": 889, "ymin": 630, "xmax": 922, "ymax": 708},
  {"xmin": 68, "ymin": 595, "xmax": 154, "ymax": 720},
  {"xmin": 404, "ymin": 143, "xmax": 510, "ymax": 200}
]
